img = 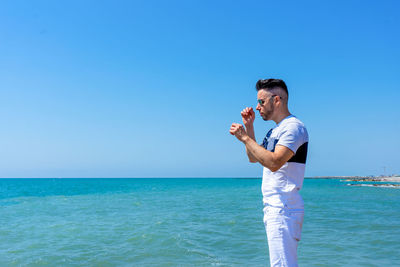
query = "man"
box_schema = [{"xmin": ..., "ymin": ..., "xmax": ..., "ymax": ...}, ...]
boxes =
[{"xmin": 229, "ymin": 79, "xmax": 308, "ymax": 267}]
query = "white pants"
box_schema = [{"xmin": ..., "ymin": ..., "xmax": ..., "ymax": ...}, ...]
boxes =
[{"xmin": 263, "ymin": 206, "xmax": 304, "ymax": 267}]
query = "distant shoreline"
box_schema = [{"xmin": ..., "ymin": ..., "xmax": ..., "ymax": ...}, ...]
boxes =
[
  {"xmin": 308, "ymin": 176, "xmax": 400, "ymax": 182},
  {"xmin": 0, "ymin": 176, "xmax": 399, "ymax": 182},
  {"xmin": 307, "ymin": 175, "xmax": 400, "ymax": 188}
]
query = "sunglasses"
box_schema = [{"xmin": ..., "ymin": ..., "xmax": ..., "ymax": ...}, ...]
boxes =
[{"xmin": 257, "ymin": 95, "xmax": 279, "ymax": 105}]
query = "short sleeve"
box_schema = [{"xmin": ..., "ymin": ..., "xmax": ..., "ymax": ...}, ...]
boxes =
[{"xmin": 276, "ymin": 123, "xmax": 308, "ymax": 154}]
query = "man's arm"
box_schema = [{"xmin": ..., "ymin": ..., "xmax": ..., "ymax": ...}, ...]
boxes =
[
  {"xmin": 240, "ymin": 107, "xmax": 258, "ymax": 163},
  {"xmin": 230, "ymin": 123, "xmax": 294, "ymax": 172},
  {"xmin": 243, "ymin": 137, "xmax": 294, "ymax": 171},
  {"xmin": 244, "ymin": 125, "xmax": 258, "ymax": 163}
]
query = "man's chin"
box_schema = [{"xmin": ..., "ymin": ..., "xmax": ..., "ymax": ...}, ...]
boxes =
[
  {"xmin": 261, "ymin": 115, "xmax": 269, "ymax": 121},
  {"xmin": 259, "ymin": 112, "xmax": 270, "ymax": 121}
]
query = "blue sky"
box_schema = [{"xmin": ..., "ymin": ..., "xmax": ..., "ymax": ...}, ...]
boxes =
[{"xmin": 1, "ymin": 0, "xmax": 399, "ymax": 178}]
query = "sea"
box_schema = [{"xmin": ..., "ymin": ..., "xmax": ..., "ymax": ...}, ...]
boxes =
[{"xmin": 0, "ymin": 178, "xmax": 399, "ymax": 267}]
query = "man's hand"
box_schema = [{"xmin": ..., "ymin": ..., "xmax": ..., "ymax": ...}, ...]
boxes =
[
  {"xmin": 230, "ymin": 123, "xmax": 249, "ymax": 142},
  {"xmin": 241, "ymin": 107, "xmax": 255, "ymax": 128}
]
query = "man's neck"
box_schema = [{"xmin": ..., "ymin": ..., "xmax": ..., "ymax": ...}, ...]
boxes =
[{"xmin": 273, "ymin": 111, "xmax": 292, "ymax": 125}]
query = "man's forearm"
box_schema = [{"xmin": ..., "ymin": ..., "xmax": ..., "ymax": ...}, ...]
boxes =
[
  {"xmin": 245, "ymin": 125, "xmax": 258, "ymax": 163},
  {"xmin": 242, "ymin": 135, "xmax": 277, "ymax": 170}
]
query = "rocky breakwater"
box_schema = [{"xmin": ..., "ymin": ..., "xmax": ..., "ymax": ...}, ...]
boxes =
[{"xmin": 344, "ymin": 176, "xmax": 400, "ymax": 188}]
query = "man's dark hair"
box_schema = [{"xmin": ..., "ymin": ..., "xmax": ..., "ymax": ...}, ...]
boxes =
[{"xmin": 255, "ymin": 79, "xmax": 288, "ymax": 98}]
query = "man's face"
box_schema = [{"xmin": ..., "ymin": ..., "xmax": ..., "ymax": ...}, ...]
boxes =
[{"xmin": 256, "ymin": 90, "xmax": 275, "ymax": 121}]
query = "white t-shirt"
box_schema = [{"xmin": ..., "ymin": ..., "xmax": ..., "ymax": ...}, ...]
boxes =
[{"xmin": 261, "ymin": 115, "xmax": 309, "ymax": 210}]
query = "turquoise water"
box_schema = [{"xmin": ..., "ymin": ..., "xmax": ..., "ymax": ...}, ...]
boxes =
[{"xmin": 0, "ymin": 178, "xmax": 399, "ymax": 266}]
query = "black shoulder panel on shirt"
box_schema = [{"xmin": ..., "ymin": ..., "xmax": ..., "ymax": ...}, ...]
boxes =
[{"xmin": 288, "ymin": 142, "xmax": 308, "ymax": 164}]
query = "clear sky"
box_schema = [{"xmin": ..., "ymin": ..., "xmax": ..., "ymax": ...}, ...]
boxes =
[{"xmin": 1, "ymin": 0, "xmax": 399, "ymax": 178}]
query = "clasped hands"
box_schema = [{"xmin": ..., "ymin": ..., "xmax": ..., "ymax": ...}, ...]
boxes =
[{"xmin": 230, "ymin": 107, "xmax": 255, "ymax": 142}]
